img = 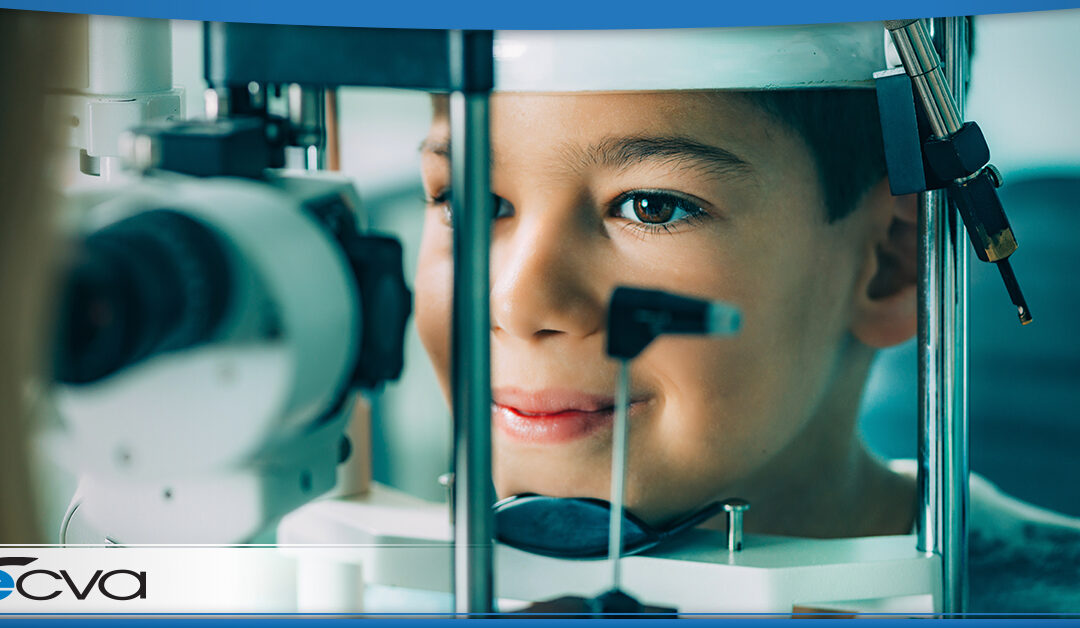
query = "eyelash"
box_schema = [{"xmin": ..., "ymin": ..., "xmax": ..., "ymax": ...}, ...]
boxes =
[
  {"xmin": 424, "ymin": 192, "xmax": 514, "ymax": 225},
  {"xmin": 423, "ymin": 192, "xmax": 450, "ymax": 221},
  {"xmin": 608, "ymin": 190, "xmax": 709, "ymax": 236},
  {"xmin": 424, "ymin": 189, "xmax": 709, "ymax": 235}
]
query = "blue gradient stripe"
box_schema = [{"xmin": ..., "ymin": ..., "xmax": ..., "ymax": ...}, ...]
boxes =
[
  {"xmin": 6, "ymin": 618, "xmax": 1080, "ymax": 622},
  {"xmin": 0, "ymin": 0, "xmax": 1078, "ymax": 28}
]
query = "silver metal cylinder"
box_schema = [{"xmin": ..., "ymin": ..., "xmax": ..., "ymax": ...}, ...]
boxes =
[
  {"xmin": 915, "ymin": 190, "xmax": 940, "ymax": 559},
  {"xmin": 912, "ymin": 69, "xmax": 963, "ymax": 138},
  {"xmin": 728, "ymin": 514, "xmax": 742, "ymax": 551},
  {"xmin": 940, "ymin": 16, "xmax": 970, "ymax": 616},
  {"xmin": 449, "ymin": 85, "xmax": 495, "ymax": 613},
  {"xmin": 87, "ymin": 16, "xmax": 172, "ymax": 94},
  {"xmin": 888, "ymin": 19, "xmax": 964, "ymax": 137},
  {"xmin": 722, "ymin": 499, "xmax": 749, "ymax": 552},
  {"xmin": 286, "ymin": 84, "xmax": 327, "ymax": 170},
  {"xmin": 914, "ymin": 16, "xmax": 969, "ymax": 617}
]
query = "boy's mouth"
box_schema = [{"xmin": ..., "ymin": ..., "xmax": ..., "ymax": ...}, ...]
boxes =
[{"xmin": 492, "ymin": 388, "xmax": 646, "ymax": 444}]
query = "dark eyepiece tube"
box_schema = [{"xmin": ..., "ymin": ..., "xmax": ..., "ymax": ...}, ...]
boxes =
[
  {"xmin": 54, "ymin": 210, "xmax": 231, "ymax": 384},
  {"xmin": 606, "ymin": 287, "xmax": 741, "ymax": 361}
]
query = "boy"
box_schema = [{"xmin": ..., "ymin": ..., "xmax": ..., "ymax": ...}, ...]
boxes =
[
  {"xmin": 416, "ymin": 90, "xmax": 917, "ymax": 539},
  {"xmin": 410, "ymin": 26, "xmax": 1080, "ymax": 609}
]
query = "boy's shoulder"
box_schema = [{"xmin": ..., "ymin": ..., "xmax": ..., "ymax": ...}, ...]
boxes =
[
  {"xmin": 889, "ymin": 459, "xmax": 1080, "ymax": 613},
  {"xmin": 967, "ymin": 471, "xmax": 1080, "ymax": 613}
]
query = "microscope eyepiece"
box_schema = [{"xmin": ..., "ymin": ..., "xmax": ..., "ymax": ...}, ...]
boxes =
[{"xmin": 54, "ymin": 210, "xmax": 231, "ymax": 384}]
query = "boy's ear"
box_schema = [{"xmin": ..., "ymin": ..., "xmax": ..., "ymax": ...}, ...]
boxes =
[{"xmin": 850, "ymin": 179, "xmax": 919, "ymax": 348}]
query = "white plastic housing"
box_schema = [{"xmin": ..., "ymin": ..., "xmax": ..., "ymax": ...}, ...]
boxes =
[
  {"xmin": 55, "ymin": 177, "xmax": 358, "ymax": 475},
  {"xmin": 48, "ymin": 176, "xmax": 363, "ymax": 543},
  {"xmin": 279, "ymin": 488, "xmax": 941, "ymax": 614},
  {"xmin": 494, "ymin": 23, "xmax": 887, "ymax": 92}
]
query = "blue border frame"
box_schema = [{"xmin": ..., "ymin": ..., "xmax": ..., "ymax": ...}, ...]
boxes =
[{"xmin": 0, "ymin": 0, "xmax": 1079, "ymax": 29}]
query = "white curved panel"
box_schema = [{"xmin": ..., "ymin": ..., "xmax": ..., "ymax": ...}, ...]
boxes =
[{"xmin": 494, "ymin": 23, "xmax": 886, "ymax": 92}]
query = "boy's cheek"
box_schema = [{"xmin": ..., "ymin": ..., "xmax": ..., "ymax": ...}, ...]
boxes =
[{"xmin": 414, "ymin": 226, "xmax": 454, "ymax": 395}]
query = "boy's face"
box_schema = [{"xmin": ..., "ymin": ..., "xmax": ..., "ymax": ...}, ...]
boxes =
[{"xmin": 416, "ymin": 92, "xmax": 885, "ymax": 525}]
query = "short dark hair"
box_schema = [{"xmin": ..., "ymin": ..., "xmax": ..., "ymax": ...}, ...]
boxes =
[{"xmin": 743, "ymin": 89, "xmax": 888, "ymax": 222}]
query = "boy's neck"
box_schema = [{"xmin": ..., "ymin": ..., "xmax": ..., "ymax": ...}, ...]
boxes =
[
  {"xmin": 703, "ymin": 340, "xmax": 916, "ymax": 539},
  {"xmin": 723, "ymin": 443, "xmax": 917, "ymax": 538}
]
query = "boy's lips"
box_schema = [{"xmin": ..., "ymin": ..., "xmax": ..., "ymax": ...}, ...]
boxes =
[{"xmin": 492, "ymin": 387, "xmax": 648, "ymax": 444}]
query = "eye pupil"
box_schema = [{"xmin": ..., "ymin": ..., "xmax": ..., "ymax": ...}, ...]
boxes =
[
  {"xmin": 633, "ymin": 195, "xmax": 675, "ymax": 224},
  {"xmin": 434, "ymin": 193, "xmax": 514, "ymax": 224}
]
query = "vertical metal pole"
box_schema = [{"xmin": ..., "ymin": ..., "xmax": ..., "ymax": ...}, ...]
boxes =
[
  {"xmin": 287, "ymin": 84, "xmax": 327, "ymax": 171},
  {"xmin": 916, "ymin": 17, "xmax": 969, "ymax": 616},
  {"xmin": 607, "ymin": 360, "xmax": 631, "ymax": 591},
  {"xmin": 449, "ymin": 30, "xmax": 495, "ymax": 615},
  {"xmin": 941, "ymin": 16, "xmax": 970, "ymax": 616},
  {"xmin": 915, "ymin": 188, "xmax": 941, "ymax": 560}
]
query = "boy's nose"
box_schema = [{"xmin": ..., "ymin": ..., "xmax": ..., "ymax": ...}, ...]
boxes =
[{"xmin": 490, "ymin": 215, "xmax": 606, "ymax": 340}]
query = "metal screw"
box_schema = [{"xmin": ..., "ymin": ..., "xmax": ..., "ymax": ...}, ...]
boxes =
[
  {"xmin": 438, "ymin": 473, "xmax": 455, "ymax": 525},
  {"xmin": 722, "ymin": 498, "xmax": 750, "ymax": 552}
]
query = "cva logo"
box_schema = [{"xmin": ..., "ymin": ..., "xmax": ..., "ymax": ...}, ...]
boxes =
[{"xmin": 0, "ymin": 557, "xmax": 147, "ymax": 602}]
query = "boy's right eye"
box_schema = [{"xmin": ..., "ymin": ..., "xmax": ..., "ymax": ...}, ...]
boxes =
[{"xmin": 426, "ymin": 191, "xmax": 514, "ymax": 225}]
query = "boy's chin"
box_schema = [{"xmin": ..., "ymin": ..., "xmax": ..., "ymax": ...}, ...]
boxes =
[{"xmin": 493, "ymin": 477, "xmax": 699, "ymax": 528}]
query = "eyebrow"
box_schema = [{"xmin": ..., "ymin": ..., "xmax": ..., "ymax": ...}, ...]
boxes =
[
  {"xmin": 571, "ymin": 135, "xmax": 753, "ymax": 180},
  {"xmin": 419, "ymin": 135, "xmax": 752, "ymax": 180},
  {"xmin": 419, "ymin": 138, "xmax": 500, "ymax": 172}
]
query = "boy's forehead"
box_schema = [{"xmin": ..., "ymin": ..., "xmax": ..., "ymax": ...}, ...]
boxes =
[
  {"xmin": 425, "ymin": 92, "xmax": 782, "ymax": 167},
  {"xmin": 431, "ymin": 91, "xmax": 760, "ymax": 128}
]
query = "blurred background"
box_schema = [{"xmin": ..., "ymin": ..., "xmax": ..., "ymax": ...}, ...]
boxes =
[{"xmin": 33, "ymin": 9, "xmax": 1080, "ymax": 537}]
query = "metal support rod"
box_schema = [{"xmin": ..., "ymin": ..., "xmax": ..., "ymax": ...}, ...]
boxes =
[
  {"xmin": 914, "ymin": 15, "xmax": 939, "ymax": 557},
  {"xmin": 607, "ymin": 360, "xmax": 631, "ymax": 591},
  {"xmin": 941, "ymin": 16, "xmax": 970, "ymax": 616},
  {"xmin": 449, "ymin": 31, "xmax": 495, "ymax": 615},
  {"xmin": 886, "ymin": 18, "xmax": 964, "ymax": 138},
  {"xmin": 287, "ymin": 84, "xmax": 327, "ymax": 171},
  {"xmin": 915, "ymin": 192, "xmax": 941, "ymax": 559},
  {"xmin": 914, "ymin": 16, "xmax": 969, "ymax": 617}
]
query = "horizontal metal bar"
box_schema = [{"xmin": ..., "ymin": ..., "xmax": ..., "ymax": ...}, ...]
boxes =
[{"xmin": 204, "ymin": 22, "xmax": 458, "ymax": 90}]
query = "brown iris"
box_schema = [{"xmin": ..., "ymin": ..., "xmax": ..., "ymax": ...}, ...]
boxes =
[{"xmin": 632, "ymin": 194, "xmax": 677, "ymax": 224}]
